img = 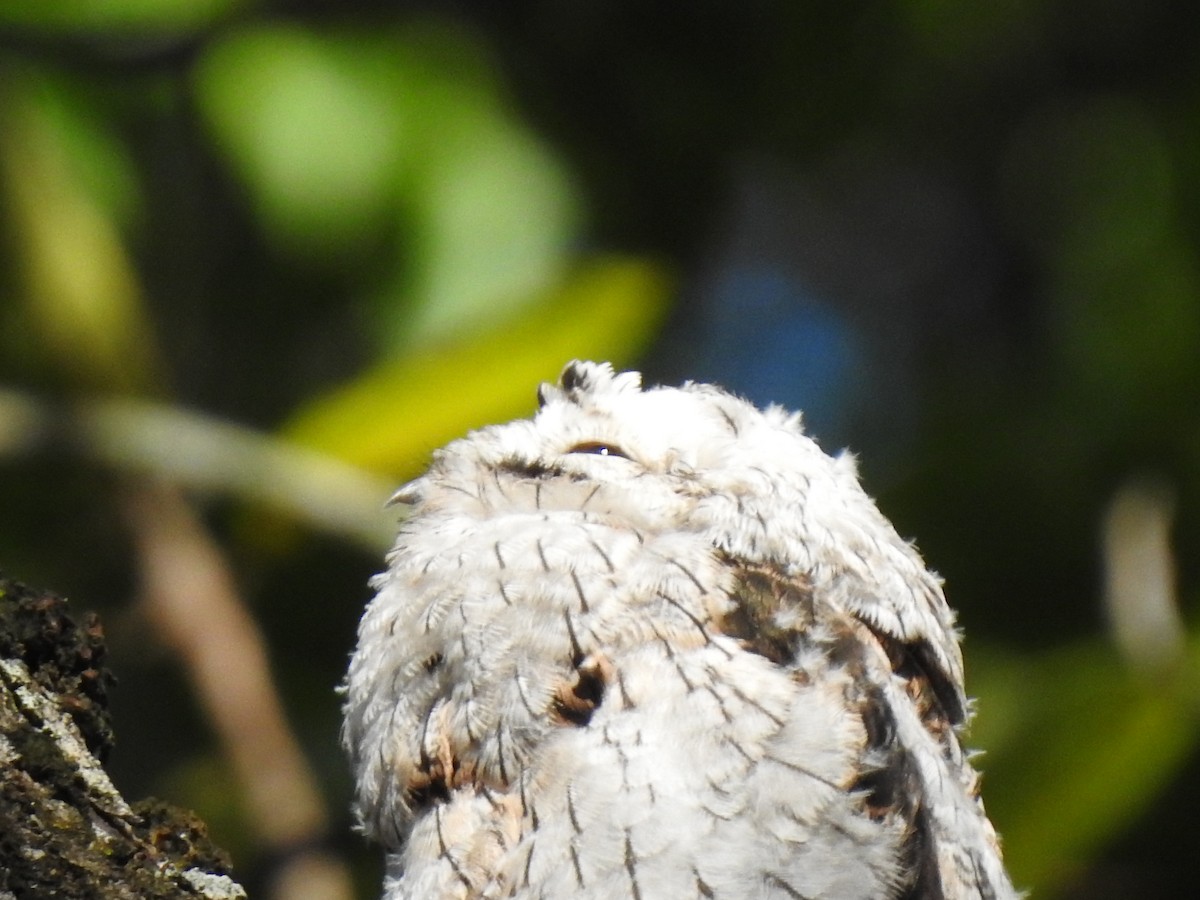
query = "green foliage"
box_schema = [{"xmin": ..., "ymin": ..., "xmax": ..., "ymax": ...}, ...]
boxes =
[
  {"xmin": 0, "ymin": 0, "xmax": 247, "ymax": 32},
  {"xmin": 195, "ymin": 26, "xmax": 413, "ymax": 259},
  {"xmin": 0, "ymin": 73, "xmax": 158, "ymax": 392},
  {"xmin": 283, "ymin": 257, "xmax": 671, "ymax": 477},
  {"xmin": 971, "ymin": 638, "xmax": 1200, "ymax": 892},
  {"xmin": 194, "ymin": 22, "xmax": 583, "ymax": 351}
]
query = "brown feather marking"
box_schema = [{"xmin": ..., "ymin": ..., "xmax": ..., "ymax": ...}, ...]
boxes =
[
  {"xmin": 551, "ymin": 654, "xmax": 612, "ymax": 727},
  {"xmin": 715, "ymin": 560, "xmax": 814, "ymax": 664},
  {"xmin": 718, "ymin": 558, "xmax": 956, "ymax": 898}
]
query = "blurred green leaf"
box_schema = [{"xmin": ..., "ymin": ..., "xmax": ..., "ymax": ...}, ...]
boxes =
[
  {"xmin": 18, "ymin": 74, "xmax": 143, "ymax": 226},
  {"xmin": 281, "ymin": 256, "xmax": 672, "ymax": 477},
  {"xmin": 194, "ymin": 26, "xmax": 409, "ymax": 258},
  {"xmin": 194, "ymin": 22, "xmax": 581, "ymax": 347},
  {"xmin": 0, "ymin": 77, "xmax": 158, "ymax": 392},
  {"xmin": 0, "ymin": 0, "xmax": 246, "ymax": 31},
  {"xmin": 390, "ymin": 104, "xmax": 582, "ymax": 350},
  {"xmin": 969, "ymin": 637, "xmax": 1200, "ymax": 895},
  {"xmin": 383, "ymin": 44, "xmax": 582, "ymax": 350}
]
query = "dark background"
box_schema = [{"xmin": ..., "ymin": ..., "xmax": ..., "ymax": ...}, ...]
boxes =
[{"xmin": 1, "ymin": 2, "xmax": 1197, "ymax": 897}]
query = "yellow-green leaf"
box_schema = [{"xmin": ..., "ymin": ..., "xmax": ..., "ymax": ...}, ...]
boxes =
[
  {"xmin": 0, "ymin": 78, "xmax": 159, "ymax": 392},
  {"xmin": 282, "ymin": 256, "xmax": 672, "ymax": 477}
]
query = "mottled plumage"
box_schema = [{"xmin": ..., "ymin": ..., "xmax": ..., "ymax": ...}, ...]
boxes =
[{"xmin": 342, "ymin": 361, "xmax": 1016, "ymax": 899}]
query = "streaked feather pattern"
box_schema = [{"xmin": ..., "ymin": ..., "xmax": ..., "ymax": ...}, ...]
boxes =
[{"xmin": 343, "ymin": 361, "xmax": 1016, "ymax": 899}]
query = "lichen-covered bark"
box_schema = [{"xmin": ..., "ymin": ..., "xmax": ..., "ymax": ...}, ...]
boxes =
[{"xmin": 0, "ymin": 573, "xmax": 245, "ymax": 900}]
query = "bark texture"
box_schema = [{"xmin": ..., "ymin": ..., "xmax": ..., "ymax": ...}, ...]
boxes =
[{"xmin": 0, "ymin": 573, "xmax": 245, "ymax": 900}]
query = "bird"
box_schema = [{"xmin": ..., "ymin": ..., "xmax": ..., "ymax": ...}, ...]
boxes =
[{"xmin": 341, "ymin": 360, "xmax": 1017, "ymax": 899}]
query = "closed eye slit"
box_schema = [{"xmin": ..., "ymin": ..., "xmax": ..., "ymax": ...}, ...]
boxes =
[{"xmin": 566, "ymin": 441, "xmax": 630, "ymax": 459}]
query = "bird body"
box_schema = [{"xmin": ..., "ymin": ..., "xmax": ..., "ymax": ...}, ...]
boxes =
[{"xmin": 342, "ymin": 361, "xmax": 1016, "ymax": 899}]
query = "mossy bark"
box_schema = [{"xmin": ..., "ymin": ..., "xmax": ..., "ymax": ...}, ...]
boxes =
[{"xmin": 0, "ymin": 573, "xmax": 245, "ymax": 899}]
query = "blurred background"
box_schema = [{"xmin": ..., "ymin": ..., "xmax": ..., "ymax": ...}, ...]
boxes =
[{"xmin": 1, "ymin": 1, "xmax": 1197, "ymax": 897}]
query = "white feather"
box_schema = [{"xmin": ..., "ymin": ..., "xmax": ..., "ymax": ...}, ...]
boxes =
[{"xmin": 343, "ymin": 360, "xmax": 1017, "ymax": 899}]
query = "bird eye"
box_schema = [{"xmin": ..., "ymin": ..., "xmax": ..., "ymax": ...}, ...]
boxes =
[{"xmin": 566, "ymin": 441, "xmax": 629, "ymax": 459}]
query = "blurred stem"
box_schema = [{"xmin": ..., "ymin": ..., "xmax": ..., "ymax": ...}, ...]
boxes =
[
  {"xmin": 120, "ymin": 480, "xmax": 354, "ymax": 900},
  {"xmin": 1102, "ymin": 474, "xmax": 1183, "ymax": 671},
  {"xmin": 0, "ymin": 386, "xmax": 395, "ymax": 553}
]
